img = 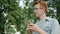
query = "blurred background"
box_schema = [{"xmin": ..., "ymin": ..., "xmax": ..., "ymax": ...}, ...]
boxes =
[{"xmin": 0, "ymin": 0, "xmax": 60, "ymax": 34}]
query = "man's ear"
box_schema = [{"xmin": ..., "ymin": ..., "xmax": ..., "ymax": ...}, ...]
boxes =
[
  {"xmin": 43, "ymin": 8, "xmax": 45, "ymax": 12},
  {"xmin": 42, "ymin": 9, "xmax": 45, "ymax": 14}
]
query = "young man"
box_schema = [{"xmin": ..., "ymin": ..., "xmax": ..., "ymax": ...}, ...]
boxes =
[{"xmin": 27, "ymin": 0, "xmax": 60, "ymax": 34}]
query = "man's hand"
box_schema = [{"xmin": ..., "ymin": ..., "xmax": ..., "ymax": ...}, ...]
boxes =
[
  {"xmin": 27, "ymin": 23, "xmax": 47, "ymax": 34},
  {"xmin": 27, "ymin": 23, "xmax": 40, "ymax": 32}
]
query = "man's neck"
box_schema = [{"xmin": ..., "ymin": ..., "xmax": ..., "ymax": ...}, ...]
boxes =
[{"xmin": 39, "ymin": 13, "xmax": 47, "ymax": 21}]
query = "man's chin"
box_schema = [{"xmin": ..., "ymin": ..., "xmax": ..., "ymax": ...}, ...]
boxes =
[{"xmin": 36, "ymin": 15, "xmax": 39, "ymax": 17}]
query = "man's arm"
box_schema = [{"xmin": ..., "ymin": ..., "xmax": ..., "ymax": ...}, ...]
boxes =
[
  {"xmin": 51, "ymin": 19, "xmax": 60, "ymax": 34},
  {"xmin": 29, "ymin": 30, "xmax": 33, "ymax": 34},
  {"xmin": 27, "ymin": 23, "xmax": 47, "ymax": 34},
  {"xmin": 37, "ymin": 28, "xmax": 47, "ymax": 34},
  {"xmin": 29, "ymin": 29, "xmax": 47, "ymax": 34}
]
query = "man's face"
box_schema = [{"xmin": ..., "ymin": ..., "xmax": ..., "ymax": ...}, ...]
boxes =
[{"xmin": 34, "ymin": 4, "xmax": 45, "ymax": 17}]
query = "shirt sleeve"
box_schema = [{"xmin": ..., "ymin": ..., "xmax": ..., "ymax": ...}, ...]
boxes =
[
  {"xmin": 32, "ymin": 32, "xmax": 38, "ymax": 34},
  {"xmin": 51, "ymin": 19, "xmax": 60, "ymax": 34}
]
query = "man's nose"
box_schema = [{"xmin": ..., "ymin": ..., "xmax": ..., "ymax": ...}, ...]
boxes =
[{"xmin": 34, "ymin": 10, "xmax": 36, "ymax": 12}]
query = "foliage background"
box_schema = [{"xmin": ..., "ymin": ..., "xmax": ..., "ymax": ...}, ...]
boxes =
[{"xmin": 0, "ymin": 0, "xmax": 60, "ymax": 34}]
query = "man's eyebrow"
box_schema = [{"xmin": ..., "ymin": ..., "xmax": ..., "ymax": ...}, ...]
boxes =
[{"xmin": 34, "ymin": 7, "xmax": 39, "ymax": 8}]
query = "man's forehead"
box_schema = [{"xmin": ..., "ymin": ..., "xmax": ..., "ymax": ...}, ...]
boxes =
[
  {"xmin": 34, "ymin": 4, "xmax": 42, "ymax": 8},
  {"xmin": 34, "ymin": 4, "xmax": 42, "ymax": 6}
]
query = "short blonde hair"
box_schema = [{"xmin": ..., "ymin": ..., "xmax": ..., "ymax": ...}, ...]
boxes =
[{"xmin": 34, "ymin": 0, "xmax": 48, "ymax": 12}]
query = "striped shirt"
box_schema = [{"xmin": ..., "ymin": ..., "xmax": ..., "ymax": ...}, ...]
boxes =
[{"xmin": 33, "ymin": 17, "xmax": 60, "ymax": 34}]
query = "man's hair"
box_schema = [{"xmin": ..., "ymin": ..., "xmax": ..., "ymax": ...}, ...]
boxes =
[{"xmin": 34, "ymin": 0, "xmax": 48, "ymax": 12}]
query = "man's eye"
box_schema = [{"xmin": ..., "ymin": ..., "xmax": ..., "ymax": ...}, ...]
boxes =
[
  {"xmin": 35, "ymin": 8, "xmax": 37, "ymax": 9},
  {"xmin": 34, "ymin": 8, "xmax": 38, "ymax": 10},
  {"xmin": 40, "ymin": 8, "xmax": 42, "ymax": 9}
]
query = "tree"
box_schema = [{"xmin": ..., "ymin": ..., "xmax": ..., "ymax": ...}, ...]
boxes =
[
  {"xmin": 0, "ymin": 7, "xmax": 5, "ymax": 34},
  {"xmin": 54, "ymin": 0, "xmax": 60, "ymax": 24},
  {"xmin": 0, "ymin": 0, "xmax": 60, "ymax": 34}
]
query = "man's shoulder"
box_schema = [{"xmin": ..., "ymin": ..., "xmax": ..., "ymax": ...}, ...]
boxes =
[
  {"xmin": 46, "ymin": 17, "xmax": 58, "ymax": 22},
  {"xmin": 46, "ymin": 17, "xmax": 59, "ymax": 26}
]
